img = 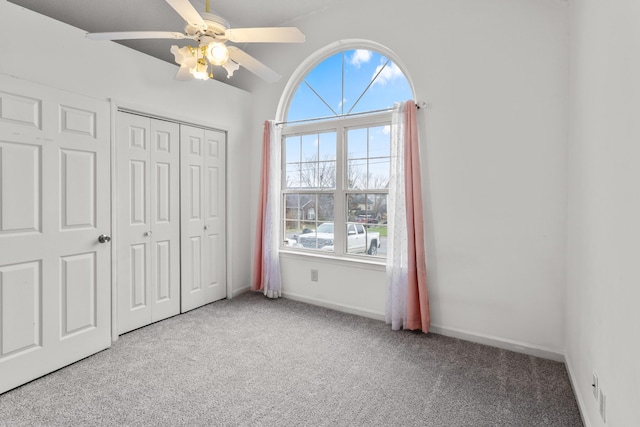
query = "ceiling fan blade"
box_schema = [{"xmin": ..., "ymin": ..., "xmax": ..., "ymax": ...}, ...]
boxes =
[
  {"xmin": 87, "ymin": 31, "xmax": 191, "ymax": 41},
  {"xmin": 226, "ymin": 27, "xmax": 305, "ymax": 43},
  {"xmin": 227, "ymin": 47, "xmax": 281, "ymax": 83},
  {"xmin": 165, "ymin": 0, "xmax": 206, "ymax": 28}
]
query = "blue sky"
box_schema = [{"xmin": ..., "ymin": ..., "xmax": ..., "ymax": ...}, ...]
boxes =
[{"xmin": 287, "ymin": 49, "xmax": 413, "ymax": 122}]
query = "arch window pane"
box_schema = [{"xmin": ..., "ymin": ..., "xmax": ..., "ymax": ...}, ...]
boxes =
[{"xmin": 287, "ymin": 49, "xmax": 412, "ymax": 122}]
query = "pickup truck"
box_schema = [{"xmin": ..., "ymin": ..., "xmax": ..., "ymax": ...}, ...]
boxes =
[{"xmin": 293, "ymin": 222, "xmax": 381, "ymax": 255}]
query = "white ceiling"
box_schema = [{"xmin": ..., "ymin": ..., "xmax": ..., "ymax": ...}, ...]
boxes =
[{"xmin": 7, "ymin": 0, "xmax": 337, "ymax": 90}]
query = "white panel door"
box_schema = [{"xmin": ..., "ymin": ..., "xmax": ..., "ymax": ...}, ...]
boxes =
[
  {"xmin": 150, "ymin": 119, "xmax": 181, "ymax": 322},
  {"xmin": 116, "ymin": 112, "xmax": 180, "ymax": 334},
  {"xmin": 0, "ymin": 75, "xmax": 111, "ymax": 394},
  {"xmin": 180, "ymin": 125, "xmax": 226, "ymax": 312}
]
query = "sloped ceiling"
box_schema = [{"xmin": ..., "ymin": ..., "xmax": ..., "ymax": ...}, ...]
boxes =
[{"xmin": 7, "ymin": 0, "xmax": 337, "ymax": 91}]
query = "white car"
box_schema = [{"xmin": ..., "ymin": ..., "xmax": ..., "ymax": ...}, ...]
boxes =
[{"xmin": 294, "ymin": 222, "xmax": 380, "ymax": 255}]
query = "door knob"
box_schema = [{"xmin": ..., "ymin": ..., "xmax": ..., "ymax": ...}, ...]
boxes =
[
  {"xmin": 144, "ymin": 231, "xmax": 153, "ymax": 237},
  {"xmin": 98, "ymin": 234, "xmax": 111, "ymax": 244},
  {"xmin": 204, "ymin": 225, "xmax": 209, "ymax": 230}
]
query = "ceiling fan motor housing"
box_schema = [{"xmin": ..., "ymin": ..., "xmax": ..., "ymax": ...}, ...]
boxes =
[{"xmin": 186, "ymin": 13, "xmax": 230, "ymax": 39}]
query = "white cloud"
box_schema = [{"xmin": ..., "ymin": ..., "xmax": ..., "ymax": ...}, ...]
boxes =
[
  {"xmin": 382, "ymin": 125, "xmax": 390, "ymax": 135},
  {"xmin": 338, "ymin": 97, "xmax": 347, "ymax": 110},
  {"xmin": 371, "ymin": 61, "xmax": 403, "ymax": 86},
  {"xmin": 350, "ymin": 49, "xmax": 372, "ymax": 67}
]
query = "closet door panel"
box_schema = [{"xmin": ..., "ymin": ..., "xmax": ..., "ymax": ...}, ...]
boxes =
[
  {"xmin": 117, "ymin": 113, "xmax": 151, "ymax": 334},
  {"xmin": 149, "ymin": 119, "xmax": 180, "ymax": 322},
  {"xmin": 203, "ymin": 130, "xmax": 226, "ymax": 303},
  {"xmin": 181, "ymin": 125, "xmax": 226, "ymax": 312},
  {"xmin": 117, "ymin": 113, "xmax": 180, "ymax": 334},
  {"xmin": 180, "ymin": 125, "xmax": 205, "ymax": 312}
]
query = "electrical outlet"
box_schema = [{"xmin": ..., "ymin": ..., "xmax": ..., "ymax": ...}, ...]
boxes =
[
  {"xmin": 592, "ymin": 372, "xmax": 599, "ymax": 399},
  {"xmin": 311, "ymin": 269, "xmax": 318, "ymax": 282},
  {"xmin": 599, "ymin": 388, "xmax": 606, "ymax": 423}
]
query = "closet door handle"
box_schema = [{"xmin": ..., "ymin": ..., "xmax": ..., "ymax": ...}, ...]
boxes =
[
  {"xmin": 144, "ymin": 231, "xmax": 153, "ymax": 237},
  {"xmin": 98, "ymin": 234, "xmax": 111, "ymax": 244},
  {"xmin": 204, "ymin": 225, "xmax": 209, "ymax": 230}
]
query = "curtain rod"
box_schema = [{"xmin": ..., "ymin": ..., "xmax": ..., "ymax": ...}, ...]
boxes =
[{"xmin": 275, "ymin": 101, "xmax": 426, "ymax": 127}]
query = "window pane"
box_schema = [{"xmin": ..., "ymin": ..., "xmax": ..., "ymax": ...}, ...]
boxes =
[
  {"xmin": 283, "ymin": 194, "xmax": 304, "ymax": 249},
  {"xmin": 303, "ymin": 54, "xmax": 343, "ymax": 115},
  {"xmin": 319, "ymin": 132, "xmax": 336, "ymax": 161},
  {"xmin": 284, "ymin": 220, "xmax": 304, "ymax": 247},
  {"xmin": 371, "ymin": 194, "xmax": 388, "ymax": 225},
  {"xmin": 346, "ymin": 193, "xmax": 364, "ymax": 221},
  {"xmin": 346, "ymin": 193, "xmax": 387, "ymax": 257},
  {"xmin": 347, "ymin": 125, "xmax": 391, "ymax": 190},
  {"xmin": 343, "ymin": 50, "xmax": 379, "ymax": 114},
  {"xmin": 317, "ymin": 194, "xmax": 334, "ymax": 221},
  {"xmin": 293, "ymin": 194, "xmax": 335, "ymax": 252},
  {"xmin": 285, "ymin": 136, "xmax": 301, "ymax": 163},
  {"xmin": 367, "ymin": 158, "xmax": 390, "ymax": 189},
  {"xmin": 288, "ymin": 83, "xmax": 336, "ymax": 122},
  {"xmin": 289, "ymin": 132, "xmax": 336, "ymax": 189},
  {"xmin": 286, "ymin": 50, "xmax": 411, "ymax": 121},
  {"xmin": 284, "ymin": 194, "xmax": 300, "ymax": 219},
  {"xmin": 347, "ymin": 128, "xmax": 367, "ymax": 160},
  {"xmin": 285, "ymin": 163, "xmax": 301, "ymax": 189},
  {"xmin": 347, "ymin": 158, "xmax": 367, "ymax": 190},
  {"xmin": 300, "ymin": 162, "xmax": 316, "ymax": 187},
  {"xmin": 348, "ymin": 60, "xmax": 413, "ymax": 116},
  {"xmin": 369, "ymin": 125, "xmax": 391, "ymax": 158},
  {"xmin": 346, "ymin": 220, "xmax": 381, "ymax": 256},
  {"xmin": 301, "ymin": 134, "xmax": 318, "ymax": 161},
  {"xmin": 317, "ymin": 161, "xmax": 336, "ymax": 188}
]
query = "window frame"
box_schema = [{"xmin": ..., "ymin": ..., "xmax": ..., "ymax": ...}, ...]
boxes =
[{"xmin": 280, "ymin": 110, "xmax": 391, "ymax": 261}]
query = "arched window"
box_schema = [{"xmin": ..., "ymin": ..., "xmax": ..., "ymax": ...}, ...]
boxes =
[{"xmin": 280, "ymin": 43, "xmax": 413, "ymax": 260}]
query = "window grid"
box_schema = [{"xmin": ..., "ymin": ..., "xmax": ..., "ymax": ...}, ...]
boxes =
[{"xmin": 281, "ymin": 112, "xmax": 391, "ymax": 259}]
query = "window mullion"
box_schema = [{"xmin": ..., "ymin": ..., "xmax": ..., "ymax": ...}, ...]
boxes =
[{"xmin": 333, "ymin": 123, "xmax": 346, "ymax": 256}]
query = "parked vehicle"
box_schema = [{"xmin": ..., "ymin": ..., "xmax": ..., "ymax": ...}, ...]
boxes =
[
  {"xmin": 292, "ymin": 222, "xmax": 380, "ymax": 255},
  {"xmin": 355, "ymin": 214, "xmax": 378, "ymax": 224}
]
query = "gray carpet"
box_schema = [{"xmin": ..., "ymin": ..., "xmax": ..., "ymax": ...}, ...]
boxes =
[{"xmin": 0, "ymin": 292, "xmax": 582, "ymax": 426}]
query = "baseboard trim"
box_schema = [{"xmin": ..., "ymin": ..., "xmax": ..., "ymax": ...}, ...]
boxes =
[
  {"xmin": 280, "ymin": 294, "xmax": 564, "ymax": 362},
  {"xmin": 281, "ymin": 292, "xmax": 386, "ymax": 322},
  {"xmin": 564, "ymin": 355, "xmax": 592, "ymax": 427},
  {"xmin": 282, "ymin": 292, "xmax": 587, "ymax": 424},
  {"xmin": 231, "ymin": 286, "xmax": 251, "ymax": 299},
  {"xmin": 427, "ymin": 324, "xmax": 565, "ymax": 362}
]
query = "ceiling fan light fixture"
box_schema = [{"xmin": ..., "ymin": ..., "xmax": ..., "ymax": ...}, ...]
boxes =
[
  {"xmin": 222, "ymin": 60, "xmax": 240, "ymax": 79},
  {"xmin": 191, "ymin": 58, "xmax": 210, "ymax": 80},
  {"xmin": 206, "ymin": 42, "xmax": 230, "ymax": 66}
]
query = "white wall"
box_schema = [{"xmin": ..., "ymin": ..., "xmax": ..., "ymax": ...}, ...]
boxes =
[
  {"xmin": 0, "ymin": 1, "xmax": 253, "ymax": 296},
  {"xmin": 567, "ymin": 0, "xmax": 640, "ymax": 425},
  {"xmin": 249, "ymin": 0, "xmax": 570, "ymax": 357}
]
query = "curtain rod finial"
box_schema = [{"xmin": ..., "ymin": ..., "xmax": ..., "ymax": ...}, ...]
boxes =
[{"xmin": 416, "ymin": 101, "xmax": 427, "ymax": 109}]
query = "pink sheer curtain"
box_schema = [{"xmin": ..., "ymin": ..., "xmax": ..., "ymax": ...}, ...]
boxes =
[
  {"xmin": 252, "ymin": 120, "xmax": 281, "ymax": 298},
  {"xmin": 386, "ymin": 101, "xmax": 430, "ymax": 332}
]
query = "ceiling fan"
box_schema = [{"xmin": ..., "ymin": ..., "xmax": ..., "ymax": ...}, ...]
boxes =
[{"xmin": 86, "ymin": 0, "xmax": 305, "ymax": 83}]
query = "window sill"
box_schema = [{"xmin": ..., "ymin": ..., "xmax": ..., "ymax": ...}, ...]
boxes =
[{"xmin": 279, "ymin": 249, "xmax": 386, "ymax": 272}]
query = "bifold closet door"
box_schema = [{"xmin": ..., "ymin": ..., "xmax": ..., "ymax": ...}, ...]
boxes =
[
  {"xmin": 0, "ymin": 75, "xmax": 111, "ymax": 394},
  {"xmin": 181, "ymin": 125, "xmax": 226, "ymax": 312},
  {"xmin": 116, "ymin": 112, "xmax": 180, "ymax": 334}
]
